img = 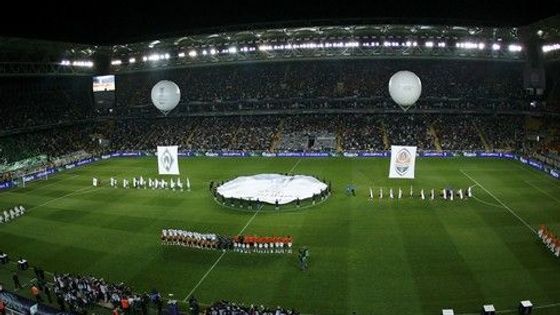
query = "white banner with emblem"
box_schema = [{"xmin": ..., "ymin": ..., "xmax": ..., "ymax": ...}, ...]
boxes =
[
  {"xmin": 389, "ymin": 145, "xmax": 417, "ymax": 179},
  {"xmin": 157, "ymin": 146, "xmax": 180, "ymax": 175}
]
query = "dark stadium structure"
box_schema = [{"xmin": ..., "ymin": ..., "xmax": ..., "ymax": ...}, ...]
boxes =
[{"xmin": 1, "ymin": 8, "xmax": 560, "ymax": 315}]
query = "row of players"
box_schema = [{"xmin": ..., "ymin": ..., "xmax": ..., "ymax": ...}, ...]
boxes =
[
  {"xmin": 161, "ymin": 229, "xmax": 228, "ymax": 249},
  {"xmin": 93, "ymin": 177, "xmax": 190, "ymax": 191},
  {"xmin": 160, "ymin": 229, "xmax": 294, "ymax": 254},
  {"xmin": 372, "ymin": 186, "xmax": 473, "ymax": 200},
  {"xmin": 0, "ymin": 205, "xmax": 26, "ymax": 224},
  {"xmin": 538, "ymin": 225, "xmax": 560, "ymax": 257}
]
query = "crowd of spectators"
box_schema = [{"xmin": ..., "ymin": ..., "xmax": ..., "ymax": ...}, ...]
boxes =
[
  {"xmin": 0, "ymin": 114, "xmax": 530, "ymax": 169},
  {"xmin": 0, "ymin": 77, "xmax": 94, "ymax": 132},
  {"xmin": 206, "ymin": 300, "xmax": 299, "ymax": 315},
  {"xmin": 52, "ymin": 273, "xmax": 157, "ymax": 314},
  {"xmin": 115, "ymin": 59, "xmax": 526, "ymax": 115}
]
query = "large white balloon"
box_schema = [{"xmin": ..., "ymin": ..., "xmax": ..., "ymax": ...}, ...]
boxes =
[
  {"xmin": 151, "ymin": 80, "xmax": 181, "ymax": 115},
  {"xmin": 388, "ymin": 71, "xmax": 422, "ymax": 110}
]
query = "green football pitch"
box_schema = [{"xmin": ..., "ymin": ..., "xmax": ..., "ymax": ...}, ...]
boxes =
[{"xmin": 1, "ymin": 157, "xmax": 560, "ymax": 314}]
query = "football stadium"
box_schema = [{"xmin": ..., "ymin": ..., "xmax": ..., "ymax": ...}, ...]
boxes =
[{"xmin": 1, "ymin": 3, "xmax": 560, "ymax": 315}]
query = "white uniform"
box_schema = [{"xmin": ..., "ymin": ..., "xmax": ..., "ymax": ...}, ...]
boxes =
[
  {"xmin": 170, "ymin": 179, "xmax": 176, "ymax": 190},
  {"xmin": 459, "ymin": 189, "xmax": 464, "ymax": 200},
  {"xmin": 431, "ymin": 189, "xmax": 435, "ymax": 200},
  {"xmin": 449, "ymin": 190, "xmax": 454, "ymax": 201},
  {"xmin": 398, "ymin": 188, "xmax": 402, "ymax": 199},
  {"xmin": 389, "ymin": 188, "xmax": 394, "ymax": 199},
  {"xmin": 467, "ymin": 186, "xmax": 473, "ymax": 198},
  {"xmin": 420, "ymin": 189, "xmax": 425, "ymax": 200},
  {"xmin": 443, "ymin": 189, "xmax": 447, "ymax": 200},
  {"xmin": 92, "ymin": 177, "xmax": 98, "ymax": 187}
]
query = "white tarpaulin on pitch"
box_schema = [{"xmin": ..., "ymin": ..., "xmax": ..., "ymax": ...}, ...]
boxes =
[
  {"xmin": 157, "ymin": 146, "xmax": 180, "ymax": 175},
  {"xmin": 389, "ymin": 145, "xmax": 417, "ymax": 179},
  {"xmin": 217, "ymin": 174, "xmax": 327, "ymax": 205}
]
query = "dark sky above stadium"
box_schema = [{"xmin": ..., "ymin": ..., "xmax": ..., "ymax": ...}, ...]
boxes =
[{"xmin": 1, "ymin": 0, "xmax": 558, "ymax": 45}]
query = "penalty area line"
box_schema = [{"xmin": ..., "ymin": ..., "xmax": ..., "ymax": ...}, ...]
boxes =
[
  {"xmin": 183, "ymin": 205, "xmax": 263, "ymax": 302},
  {"xmin": 460, "ymin": 170, "xmax": 536, "ymax": 235}
]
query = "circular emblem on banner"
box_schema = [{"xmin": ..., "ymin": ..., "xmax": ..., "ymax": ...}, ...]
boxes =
[
  {"xmin": 161, "ymin": 149, "xmax": 174, "ymax": 172},
  {"xmin": 395, "ymin": 148, "xmax": 412, "ymax": 176}
]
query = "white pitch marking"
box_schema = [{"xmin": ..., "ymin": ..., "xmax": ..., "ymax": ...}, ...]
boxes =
[
  {"xmin": 524, "ymin": 180, "xmax": 560, "ymax": 204},
  {"xmin": 287, "ymin": 158, "xmax": 302, "ymax": 174},
  {"xmin": 461, "ymin": 170, "xmax": 536, "ymax": 234},
  {"xmin": 182, "ymin": 158, "xmax": 302, "ymax": 302},
  {"xmin": 183, "ymin": 205, "xmax": 262, "ymax": 302},
  {"xmin": 27, "ymin": 186, "xmax": 95, "ymax": 211}
]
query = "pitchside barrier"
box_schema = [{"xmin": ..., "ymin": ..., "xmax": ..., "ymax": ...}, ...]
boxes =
[{"xmin": 0, "ymin": 150, "xmax": 557, "ymax": 192}]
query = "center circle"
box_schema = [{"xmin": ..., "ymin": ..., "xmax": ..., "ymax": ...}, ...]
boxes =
[{"xmin": 214, "ymin": 174, "xmax": 330, "ymax": 210}]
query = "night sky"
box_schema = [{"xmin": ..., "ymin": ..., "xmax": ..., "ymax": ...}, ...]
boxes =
[{"xmin": 0, "ymin": 0, "xmax": 558, "ymax": 44}]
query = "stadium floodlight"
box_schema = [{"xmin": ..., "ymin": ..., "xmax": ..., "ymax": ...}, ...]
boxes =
[
  {"xmin": 72, "ymin": 61, "xmax": 94, "ymax": 68},
  {"xmin": 492, "ymin": 43, "xmax": 500, "ymax": 51},
  {"xmin": 258, "ymin": 45, "xmax": 272, "ymax": 51},
  {"xmin": 228, "ymin": 47, "xmax": 237, "ymax": 54},
  {"xmin": 148, "ymin": 40, "xmax": 160, "ymax": 48},
  {"xmin": 202, "ymin": 50, "xmax": 208, "ymax": 55},
  {"xmin": 164, "ymin": 53, "xmax": 170, "ymax": 59},
  {"xmin": 188, "ymin": 50, "xmax": 197, "ymax": 57},
  {"xmin": 178, "ymin": 52, "xmax": 186, "ymax": 58},
  {"xmin": 438, "ymin": 42, "xmax": 446, "ymax": 47},
  {"xmin": 129, "ymin": 57, "xmax": 136, "ymax": 63},
  {"xmin": 142, "ymin": 56, "xmax": 148, "ymax": 62},
  {"xmin": 425, "ymin": 41, "xmax": 434, "ymax": 47},
  {"xmin": 111, "ymin": 60, "xmax": 122, "ymax": 65},
  {"xmin": 148, "ymin": 54, "xmax": 160, "ymax": 61},
  {"xmin": 60, "ymin": 60, "xmax": 71, "ymax": 66},
  {"xmin": 383, "ymin": 41, "xmax": 391, "ymax": 47},
  {"xmin": 508, "ymin": 44, "xmax": 523, "ymax": 52},
  {"xmin": 543, "ymin": 43, "xmax": 560, "ymax": 53},
  {"xmin": 478, "ymin": 43, "xmax": 485, "ymax": 50},
  {"xmin": 209, "ymin": 48, "xmax": 217, "ymax": 55}
]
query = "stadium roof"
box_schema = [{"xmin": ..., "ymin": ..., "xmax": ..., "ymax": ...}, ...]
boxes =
[{"xmin": 1, "ymin": 1, "xmax": 558, "ymax": 45}]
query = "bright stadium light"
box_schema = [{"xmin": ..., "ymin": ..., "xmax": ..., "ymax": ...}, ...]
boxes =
[
  {"xmin": 210, "ymin": 48, "xmax": 217, "ymax": 55},
  {"xmin": 425, "ymin": 41, "xmax": 434, "ymax": 47},
  {"xmin": 438, "ymin": 42, "xmax": 446, "ymax": 47},
  {"xmin": 111, "ymin": 60, "xmax": 122, "ymax": 65},
  {"xmin": 508, "ymin": 44, "xmax": 523, "ymax": 52},
  {"xmin": 129, "ymin": 57, "xmax": 136, "ymax": 63},
  {"xmin": 60, "ymin": 60, "xmax": 71, "ymax": 66},
  {"xmin": 228, "ymin": 46, "xmax": 237, "ymax": 54},
  {"xmin": 164, "ymin": 53, "xmax": 170, "ymax": 59},
  {"xmin": 148, "ymin": 40, "xmax": 160, "ymax": 48},
  {"xmin": 492, "ymin": 43, "xmax": 501, "ymax": 51},
  {"xmin": 148, "ymin": 54, "xmax": 160, "ymax": 61},
  {"xmin": 543, "ymin": 43, "xmax": 560, "ymax": 53},
  {"xmin": 72, "ymin": 61, "xmax": 94, "ymax": 68},
  {"xmin": 478, "ymin": 43, "xmax": 485, "ymax": 50},
  {"xmin": 188, "ymin": 50, "xmax": 197, "ymax": 57},
  {"xmin": 142, "ymin": 56, "xmax": 148, "ymax": 62},
  {"xmin": 178, "ymin": 52, "xmax": 186, "ymax": 58},
  {"xmin": 202, "ymin": 50, "xmax": 208, "ymax": 55}
]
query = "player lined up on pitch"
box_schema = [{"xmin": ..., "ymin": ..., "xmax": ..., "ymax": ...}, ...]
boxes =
[
  {"xmin": 370, "ymin": 186, "xmax": 473, "ymax": 201},
  {"xmin": 538, "ymin": 225, "xmax": 560, "ymax": 257},
  {"xmin": 92, "ymin": 176, "xmax": 190, "ymax": 191},
  {"xmin": 0, "ymin": 205, "xmax": 26, "ymax": 224},
  {"xmin": 161, "ymin": 229, "xmax": 294, "ymax": 254}
]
